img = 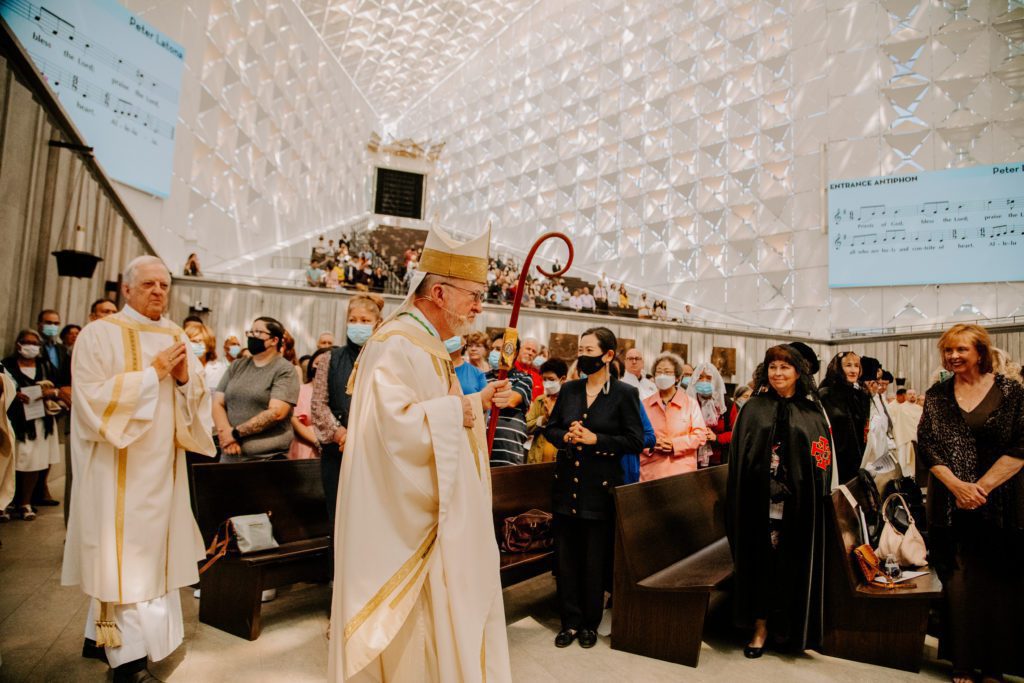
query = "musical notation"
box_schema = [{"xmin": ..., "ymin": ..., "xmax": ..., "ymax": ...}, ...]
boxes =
[
  {"xmin": 1, "ymin": 0, "xmax": 185, "ymax": 196},
  {"xmin": 832, "ymin": 225, "xmax": 1020, "ymax": 249},
  {"xmin": 6, "ymin": 0, "xmax": 179, "ymax": 103},
  {"xmin": 828, "ymin": 164, "xmax": 1024, "ymax": 288},
  {"xmin": 31, "ymin": 54, "xmax": 176, "ymax": 139},
  {"xmin": 833, "ymin": 197, "xmax": 1021, "ymax": 223}
]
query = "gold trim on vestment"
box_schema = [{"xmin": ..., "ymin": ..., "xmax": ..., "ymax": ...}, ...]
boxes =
[
  {"xmin": 115, "ymin": 448, "xmax": 128, "ymax": 603},
  {"xmin": 344, "ymin": 525, "xmax": 438, "ymax": 642},
  {"xmin": 388, "ymin": 541, "xmax": 433, "ymax": 610},
  {"xmin": 481, "ymin": 635, "xmax": 487, "ymax": 682},
  {"xmin": 101, "ymin": 314, "xmax": 182, "ymax": 337},
  {"xmin": 114, "ymin": 326, "xmax": 142, "ymax": 604},
  {"xmin": 370, "ymin": 328, "xmax": 450, "ymax": 361},
  {"xmin": 98, "ymin": 374, "xmax": 125, "ymax": 443},
  {"xmin": 418, "ymin": 248, "xmax": 488, "ymax": 284}
]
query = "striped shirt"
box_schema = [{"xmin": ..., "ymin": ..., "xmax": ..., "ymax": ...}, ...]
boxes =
[{"xmin": 485, "ymin": 368, "xmax": 533, "ymax": 466}]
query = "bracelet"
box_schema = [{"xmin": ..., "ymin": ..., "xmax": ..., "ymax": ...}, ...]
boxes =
[{"xmin": 231, "ymin": 427, "xmax": 242, "ymax": 442}]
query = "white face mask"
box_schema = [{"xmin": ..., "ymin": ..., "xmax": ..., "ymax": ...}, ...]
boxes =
[
  {"xmin": 543, "ymin": 379, "xmax": 561, "ymax": 395},
  {"xmin": 18, "ymin": 344, "xmax": 41, "ymax": 359},
  {"xmin": 654, "ymin": 374, "xmax": 677, "ymax": 391}
]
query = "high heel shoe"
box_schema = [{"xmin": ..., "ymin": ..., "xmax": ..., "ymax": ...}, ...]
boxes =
[{"xmin": 743, "ymin": 643, "xmax": 765, "ymax": 659}]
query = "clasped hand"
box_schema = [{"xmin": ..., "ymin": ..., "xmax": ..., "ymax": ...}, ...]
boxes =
[
  {"xmin": 564, "ymin": 420, "xmax": 597, "ymax": 446},
  {"xmin": 952, "ymin": 479, "xmax": 987, "ymax": 510},
  {"xmin": 653, "ymin": 436, "xmax": 674, "ymax": 453},
  {"xmin": 151, "ymin": 342, "xmax": 189, "ymax": 384}
]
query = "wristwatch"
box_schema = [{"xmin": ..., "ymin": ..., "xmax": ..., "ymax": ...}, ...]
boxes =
[{"xmin": 231, "ymin": 427, "xmax": 242, "ymax": 442}]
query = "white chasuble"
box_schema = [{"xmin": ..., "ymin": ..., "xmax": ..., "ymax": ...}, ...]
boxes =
[
  {"xmin": 61, "ymin": 309, "xmax": 216, "ymax": 604},
  {"xmin": 328, "ymin": 315, "xmax": 511, "ymax": 683}
]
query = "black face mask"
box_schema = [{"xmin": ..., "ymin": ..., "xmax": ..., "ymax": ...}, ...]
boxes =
[
  {"xmin": 247, "ymin": 336, "xmax": 268, "ymax": 356},
  {"xmin": 576, "ymin": 353, "xmax": 606, "ymax": 376}
]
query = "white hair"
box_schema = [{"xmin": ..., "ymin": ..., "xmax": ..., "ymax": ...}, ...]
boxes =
[
  {"xmin": 687, "ymin": 361, "xmax": 727, "ymax": 420},
  {"xmin": 123, "ymin": 255, "xmax": 169, "ymax": 286}
]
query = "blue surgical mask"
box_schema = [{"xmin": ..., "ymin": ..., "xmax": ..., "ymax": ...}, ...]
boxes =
[
  {"xmin": 488, "ymin": 350, "xmax": 501, "ymax": 369},
  {"xmin": 228, "ymin": 344, "xmax": 242, "ymax": 358},
  {"xmin": 695, "ymin": 381, "xmax": 713, "ymax": 397},
  {"xmin": 41, "ymin": 323, "xmax": 59, "ymax": 338},
  {"xmin": 681, "ymin": 376, "xmax": 691, "ymax": 387},
  {"xmin": 190, "ymin": 341, "xmax": 206, "ymax": 357},
  {"xmin": 532, "ymin": 355, "xmax": 545, "ymax": 369},
  {"xmin": 347, "ymin": 323, "xmax": 373, "ymax": 347},
  {"xmin": 443, "ymin": 336, "xmax": 463, "ymax": 354}
]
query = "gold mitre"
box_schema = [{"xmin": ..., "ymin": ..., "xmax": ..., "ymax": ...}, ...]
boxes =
[{"xmin": 417, "ymin": 223, "xmax": 490, "ymax": 284}]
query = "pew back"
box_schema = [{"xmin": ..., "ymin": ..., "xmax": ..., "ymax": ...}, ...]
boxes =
[
  {"xmin": 490, "ymin": 461, "xmax": 555, "ymax": 530},
  {"xmin": 191, "ymin": 459, "xmax": 329, "ymax": 547},
  {"xmin": 490, "ymin": 461, "xmax": 556, "ymax": 587},
  {"xmin": 613, "ymin": 465, "xmax": 728, "ymax": 583}
]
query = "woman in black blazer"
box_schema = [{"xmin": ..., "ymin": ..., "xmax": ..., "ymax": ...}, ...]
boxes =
[{"xmin": 544, "ymin": 326, "xmax": 644, "ymax": 649}]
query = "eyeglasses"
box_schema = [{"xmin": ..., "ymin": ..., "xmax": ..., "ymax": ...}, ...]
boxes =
[
  {"xmin": 245, "ymin": 330, "xmax": 271, "ymax": 339},
  {"xmin": 441, "ymin": 282, "xmax": 487, "ymax": 303}
]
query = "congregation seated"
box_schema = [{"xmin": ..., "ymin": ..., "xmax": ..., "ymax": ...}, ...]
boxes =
[{"xmin": 297, "ymin": 229, "xmax": 698, "ymax": 325}]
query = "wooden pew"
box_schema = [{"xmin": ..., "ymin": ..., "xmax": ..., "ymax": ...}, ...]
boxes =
[
  {"xmin": 821, "ymin": 477, "xmax": 942, "ymax": 672},
  {"xmin": 490, "ymin": 462, "xmax": 556, "ymax": 588},
  {"xmin": 611, "ymin": 466, "xmax": 731, "ymax": 667},
  {"xmin": 190, "ymin": 459, "xmax": 331, "ymax": 640}
]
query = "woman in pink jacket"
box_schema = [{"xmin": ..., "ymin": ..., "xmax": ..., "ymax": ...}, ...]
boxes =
[{"xmin": 640, "ymin": 352, "xmax": 707, "ymax": 480}]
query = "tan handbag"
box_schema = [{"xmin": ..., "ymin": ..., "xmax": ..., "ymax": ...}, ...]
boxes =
[{"xmin": 877, "ymin": 493, "xmax": 927, "ymax": 567}]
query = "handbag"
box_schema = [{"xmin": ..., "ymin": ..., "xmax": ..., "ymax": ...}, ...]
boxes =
[
  {"xmin": 500, "ymin": 509, "xmax": 554, "ymax": 553},
  {"xmin": 200, "ymin": 512, "xmax": 279, "ymax": 574},
  {"xmin": 881, "ymin": 476, "xmax": 926, "ymax": 534},
  {"xmin": 877, "ymin": 493, "xmax": 927, "ymax": 567},
  {"xmin": 853, "ymin": 543, "xmax": 885, "ymax": 584}
]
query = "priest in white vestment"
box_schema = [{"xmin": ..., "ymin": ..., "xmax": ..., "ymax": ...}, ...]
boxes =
[
  {"xmin": 889, "ymin": 393, "xmax": 923, "ymax": 474},
  {"xmin": 62, "ymin": 256, "xmax": 216, "ymax": 683},
  {"xmin": 329, "ymin": 225, "xmax": 514, "ymax": 683}
]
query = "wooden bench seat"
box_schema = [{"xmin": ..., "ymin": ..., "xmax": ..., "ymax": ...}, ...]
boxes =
[
  {"xmin": 490, "ymin": 462, "xmax": 555, "ymax": 588},
  {"xmin": 821, "ymin": 477, "xmax": 942, "ymax": 672},
  {"xmin": 611, "ymin": 466, "xmax": 731, "ymax": 668},
  {"xmin": 636, "ymin": 537, "xmax": 733, "ymax": 592},
  {"xmin": 191, "ymin": 459, "xmax": 331, "ymax": 641}
]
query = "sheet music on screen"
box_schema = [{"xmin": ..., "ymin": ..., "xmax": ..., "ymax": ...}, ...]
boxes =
[
  {"xmin": 827, "ymin": 163, "xmax": 1024, "ymax": 288},
  {"xmin": 1, "ymin": 0, "xmax": 184, "ymax": 197}
]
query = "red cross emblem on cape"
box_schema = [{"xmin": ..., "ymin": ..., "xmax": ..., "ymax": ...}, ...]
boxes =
[{"xmin": 811, "ymin": 436, "xmax": 831, "ymax": 470}]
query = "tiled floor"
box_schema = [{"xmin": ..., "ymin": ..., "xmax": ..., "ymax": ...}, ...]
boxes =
[{"xmin": 0, "ymin": 479, "xmax": 1014, "ymax": 682}]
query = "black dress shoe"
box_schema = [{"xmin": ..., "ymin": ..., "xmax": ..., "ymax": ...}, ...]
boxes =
[
  {"xmin": 82, "ymin": 637, "xmax": 108, "ymax": 663},
  {"xmin": 577, "ymin": 629, "xmax": 598, "ymax": 648},
  {"xmin": 113, "ymin": 657, "xmax": 163, "ymax": 683},
  {"xmin": 743, "ymin": 644, "xmax": 765, "ymax": 659},
  {"xmin": 554, "ymin": 629, "xmax": 578, "ymax": 648},
  {"xmin": 33, "ymin": 498, "xmax": 60, "ymax": 506},
  {"xmin": 115, "ymin": 669, "xmax": 162, "ymax": 683}
]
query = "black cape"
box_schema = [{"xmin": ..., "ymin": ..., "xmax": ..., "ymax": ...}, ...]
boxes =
[
  {"xmin": 818, "ymin": 382, "xmax": 869, "ymax": 486},
  {"xmin": 726, "ymin": 392, "xmax": 833, "ymax": 650}
]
